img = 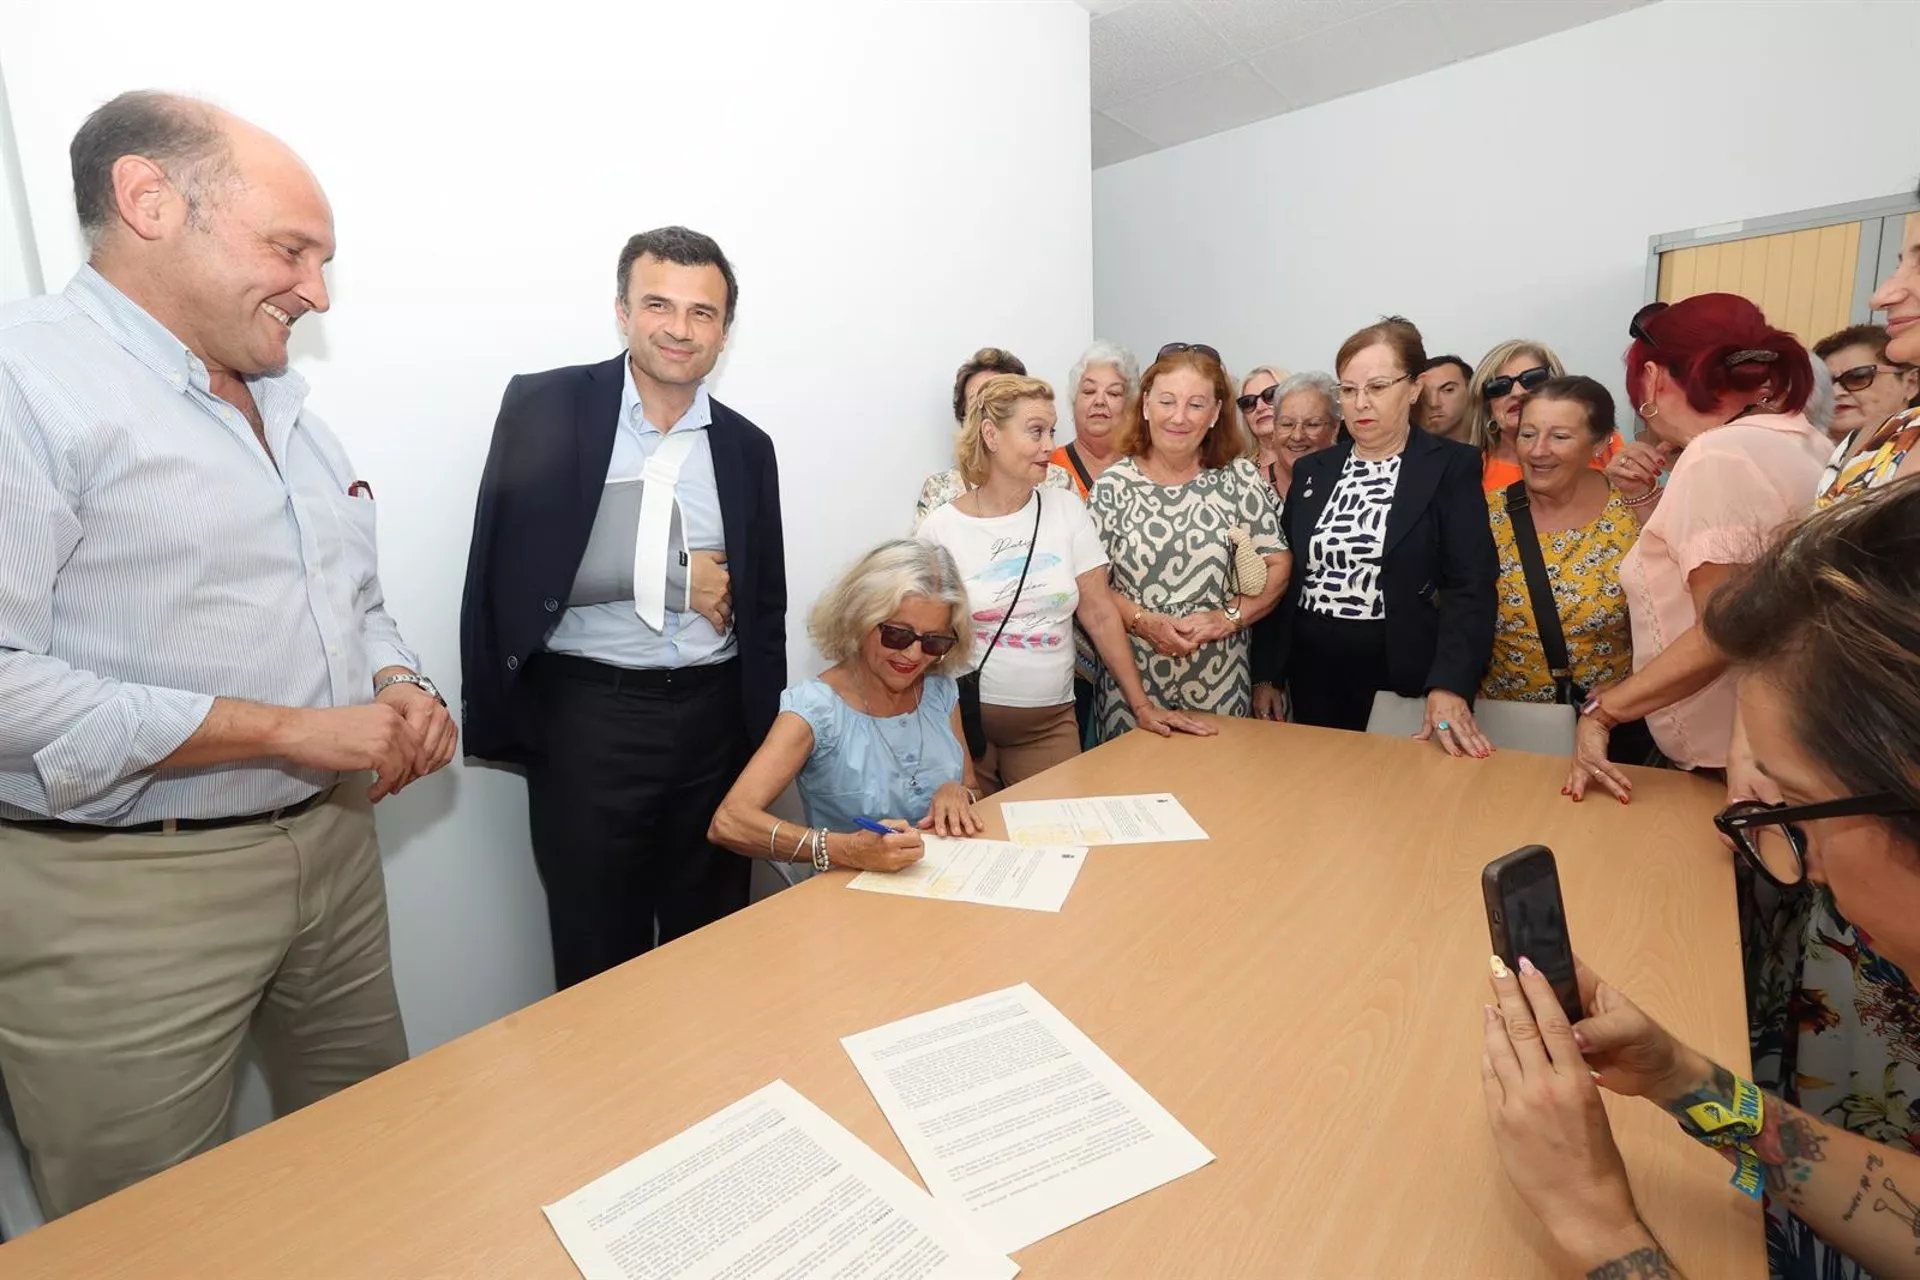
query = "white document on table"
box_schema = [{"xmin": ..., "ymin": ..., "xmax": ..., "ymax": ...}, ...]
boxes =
[
  {"xmin": 997, "ymin": 793, "xmax": 1207, "ymax": 847},
  {"xmin": 542, "ymin": 1079, "xmax": 1017, "ymax": 1280},
  {"xmin": 846, "ymin": 837, "xmax": 1088, "ymax": 913},
  {"xmin": 840, "ymin": 983, "xmax": 1214, "ymax": 1253}
]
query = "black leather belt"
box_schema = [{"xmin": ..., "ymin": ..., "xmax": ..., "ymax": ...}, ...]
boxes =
[
  {"xmin": 536, "ymin": 652, "xmax": 737, "ymax": 692},
  {"xmin": 1, "ymin": 786, "xmax": 334, "ymax": 836}
]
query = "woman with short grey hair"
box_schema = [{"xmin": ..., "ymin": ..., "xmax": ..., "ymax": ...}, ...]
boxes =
[
  {"xmin": 1052, "ymin": 339, "xmax": 1139, "ymax": 499},
  {"xmin": 708, "ymin": 540, "xmax": 985, "ymax": 876},
  {"xmin": 1256, "ymin": 370, "xmax": 1342, "ymax": 505}
]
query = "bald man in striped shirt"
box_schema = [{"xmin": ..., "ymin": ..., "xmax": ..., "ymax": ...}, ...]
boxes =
[{"xmin": 0, "ymin": 92, "xmax": 455, "ymax": 1216}]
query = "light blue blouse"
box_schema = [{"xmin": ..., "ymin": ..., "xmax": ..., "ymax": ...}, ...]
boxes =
[{"xmin": 779, "ymin": 675, "xmax": 966, "ymax": 831}]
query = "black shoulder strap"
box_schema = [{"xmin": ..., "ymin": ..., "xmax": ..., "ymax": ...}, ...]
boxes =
[
  {"xmin": 976, "ymin": 493, "xmax": 1043, "ymax": 675},
  {"xmin": 1062, "ymin": 442, "xmax": 1095, "ymax": 493},
  {"xmin": 1503, "ymin": 481, "xmax": 1576, "ymax": 703}
]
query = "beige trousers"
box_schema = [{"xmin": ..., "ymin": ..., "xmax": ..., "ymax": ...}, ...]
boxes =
[
  {"xmin": 978, "ymin": 701, "xmax": 1081, "ymax": 793},
  {"xmin": 0, "ymin": 786, "xmax": 408, "ymax": 1218}
]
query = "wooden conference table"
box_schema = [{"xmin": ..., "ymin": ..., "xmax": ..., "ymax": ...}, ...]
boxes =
[{"xmin": 0, "ymin": 718, "xmax": 1761, "ymax": 1278}]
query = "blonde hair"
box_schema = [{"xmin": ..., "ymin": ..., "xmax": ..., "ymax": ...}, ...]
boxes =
[
  {"xmin": 808, "ymin": 540, "xmax": 974, "ymax": 676},
  {"xmin": 1239, "ymin": 364, "xmax": 1290, "ymax": 457},
  {"xmin": 954, "ymin": 374, "xmax": 1055, "ymax": 488},
  {"xmin": 1468, "ymin": 339, "xmax": 1565, "ymax": 451}
]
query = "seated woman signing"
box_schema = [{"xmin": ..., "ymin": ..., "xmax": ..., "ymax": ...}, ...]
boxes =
[{"xmin": 709, "ymin": 540, "xmax": 984, "ymax": 875}]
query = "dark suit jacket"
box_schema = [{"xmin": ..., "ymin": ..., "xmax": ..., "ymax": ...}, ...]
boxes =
[
  {"xmin": 1254, "ymin": 430, "xmax": 1496, "ymax": 700},
  {"xmin": 459, "ymin": 355, "xmax": 786, "ymax": 765}
]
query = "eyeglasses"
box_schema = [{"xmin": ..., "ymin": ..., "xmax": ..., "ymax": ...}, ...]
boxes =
[
  {"xmin": 1235, "ymin": 385, "xmax": 1278, "ymax": 413},
  {"xmin": 1275, "ymin": 416, "xmax": 1333, "ymax": 436},
  {"xmin": 1335, "ymin": 374, "xmax": 1410, "ymax": 402},
  {"xmin": 877, "ymin": 621, "xmax": 958, "ymax": 658},
  {"xmin": 1482, "ymin": 366, "xmax": 1553, "ymax": 400},
  {"xmin": 1159, "ymin": 342, "xmax": 1222, "ymax": 363},
  {"xmin": 1628, "ymin": 301, "xmax": 1668, "ymax": 347},
  {"xmin": 1832, "ymin": 363, "xmax": 1906, "ymax": 393},
  {"xmin": 1713, "ymin": 792, "xmax": 1920, "ymax": 888}
]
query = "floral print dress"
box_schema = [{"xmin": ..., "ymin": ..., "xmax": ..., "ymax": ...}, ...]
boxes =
[{"xmin": 1752, "ymin": 405, "xmax": 1920, "ymax": 1280}]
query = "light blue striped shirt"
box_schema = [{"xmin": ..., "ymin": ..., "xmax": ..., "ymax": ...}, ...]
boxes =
[
  {"xmin": 0, "ymin": 266, "xmax": 419, "ymax": 823},
  {"xmin": 544, "ymin": 361, "xmax": 737, "ymax": 669}
]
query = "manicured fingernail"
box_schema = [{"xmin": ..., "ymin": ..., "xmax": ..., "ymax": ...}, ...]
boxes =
[
  {"xmin": 1560, "ymin": 786, "xmax": 1569, "ymax": 795},
  {"xmin": 1483, "ymin": 1004, "xmax": 1498, "ymax": 1023},
  {"xmin": 1518, "ymin": 956, "xmax": 1538, "ymax": 976},
  {"xmin": 1488, "ymin": 954, "xmax": 1511, "ymax": 980},
  {"xmin": 1573, "ymin": 1029, "xmax": 1590, "ymax": 1049},
  {"xmin": 1619, "ymin": 794, "xmax": 1629, "ymax": 805},
  {"xmin": 1589, "ymin": 1069, "xmax": 1604, "ymax": 1082}
]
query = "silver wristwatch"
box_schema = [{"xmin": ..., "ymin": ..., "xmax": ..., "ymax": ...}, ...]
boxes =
[{"xmin": 374, "ymin": 672, "xmax": 445, "ymax": 706}]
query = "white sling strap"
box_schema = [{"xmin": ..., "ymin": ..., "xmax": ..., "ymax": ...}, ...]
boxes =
[{"xmin": 632, "ymin": 427, "xmax": 701, "ymax": 631}]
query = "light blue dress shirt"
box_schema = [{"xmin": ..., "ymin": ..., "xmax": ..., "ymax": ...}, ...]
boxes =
[
  {"xmin": 544, "ymin": 362, "xmax": 737, "ymax": 670},
  {"xmin": 778, "ymin": 676, "xmax": 966, "ymax": 830},
  {"xmin": 0, "ymin": 266, "xmax": 419, "ymax": 823}
]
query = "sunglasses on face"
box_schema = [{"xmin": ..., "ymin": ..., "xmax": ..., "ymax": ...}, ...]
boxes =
[
  {"xmin": 1482, "ymin": 366, "xmax": 1552, "ymax": 400},
  {"xmin": 1832, "ymin": 363, "xmax": 1905, "ymax": 393},
  {"xmin": 1628, "ymin": 301, "xmax": 1668, "ymax": 347},
  {"xmin": 877, "ymin": 621, "xmax": 958, "ymax": 658},
  {"xmin": 1159, "ymin": 342, "xmax": 1222, "ymax": 363},
  {"xmin": 1236, "ymin": 385, "xmax": 1278, "ymax": 413},
  {"xmin": 1713, "ymin": 792, "xmax": 1920, "ymax": 888}
]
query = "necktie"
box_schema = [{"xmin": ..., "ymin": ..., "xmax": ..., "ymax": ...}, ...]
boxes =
[{"xmin": 633, "ymin": 429, "xmax": 700, "ymax": 630}]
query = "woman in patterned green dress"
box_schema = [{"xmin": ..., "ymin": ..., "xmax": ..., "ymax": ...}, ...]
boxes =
[{"xmin": 1086, "ymin": 346, "xmax": 1289, "ymax": 742}]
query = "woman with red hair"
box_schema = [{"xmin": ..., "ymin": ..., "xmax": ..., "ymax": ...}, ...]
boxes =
[{"xmin": 1564, "ymin": 293, "xmax": 1829, "ymax": 800}]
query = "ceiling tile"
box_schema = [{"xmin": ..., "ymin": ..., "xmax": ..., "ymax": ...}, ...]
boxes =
[
  {"xmin": 1102, "ymin": 60, "xmax": 1292, "ymax": 148},
  {"xmin": 1091, "ymin": 111, "xmax": 1159, "ymax": 168},
  {"xmin": 1438, "ymin": 0, "xmax": 1647, "ymax": 61},
  {"xmin": 1090, "ymin": 1, "xmax": 1238, "ymax": 110},
  {"xmin": 1248, "ymin": 2, "xmax": 1448, "ymax": 111},
  {"xmin": 1186, "ymin": 0, "xmax": 1401, "ymax": 55}
]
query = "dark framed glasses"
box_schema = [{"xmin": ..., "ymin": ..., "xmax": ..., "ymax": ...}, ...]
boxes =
[
  {"xmin": 1235, "ymin": 385, "xmax": 1278, "ymax": 413},
  {"xmin": 1713, "ymin": 792, "xmax": 1920, "ymax": 887},
  {"xmin": 1832, "ymin": 363, "xmax": 1904, "ymax": 393},
  {"xmin": 1482, "ymin": 366, "xmax": 1553, "ymax": 400},
  {"xmin": 1159, "ymin": 342, "xmax": 1222, "ymax": 363},
  {"xmin": 1629, "ymin": 301, "xmax": 1668, "ymax": 347},
  {"xmin": 877, "ymin": 621, "xmax": 958, "ymax": 657}
]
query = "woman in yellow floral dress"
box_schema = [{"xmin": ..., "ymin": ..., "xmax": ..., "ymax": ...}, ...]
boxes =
[{"xmin": 1478, "ymin": 376, "xmax": 1652, "ymax": 761}]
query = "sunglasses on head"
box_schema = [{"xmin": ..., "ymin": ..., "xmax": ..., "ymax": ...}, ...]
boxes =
[
  {"xmin": 1832, "ymin": 363, "xmax": 1905, "ymax": 393},
  {"xmin": 1235, "ymin": 385, "xmax": 1278, "ymax": 413},
  {"xmin": 877, "ymin": 621, "xmax": 958, "ymax": 657},
  {"xmin": 1482, "ymin": 366, "xmax": 1553, "ymax": 399},
  {"xmin": 1628, "ymin": 301, "xmax": 1668, "ymax": 347},
  {"xmin": 1159, "ymin": 342, "xmax": 1222, "ymax": 363}
]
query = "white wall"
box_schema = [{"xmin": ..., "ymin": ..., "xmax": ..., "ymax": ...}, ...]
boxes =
[
  {"xmin": 1093, "ymin": 0, "xmax": 1920, "ymax": 412},
  {"xmin": 0, "ymin": 0, "xmax": 1091, "ymax": 1088}
]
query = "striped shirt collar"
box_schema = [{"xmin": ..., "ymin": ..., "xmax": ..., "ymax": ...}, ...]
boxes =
[
  {"xmin": 64, "ymin": 263, "xmax": 310, "ymax": 408},
  {"xmin": 620, "ymin": 354, "xmax": 711, "ymax": 436}
]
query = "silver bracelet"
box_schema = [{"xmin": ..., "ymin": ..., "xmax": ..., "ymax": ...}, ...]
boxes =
[
  {"xmin": 768, "ymin": 820, "xmax": 784, "ymax": 861},
  {"xmin": 1621, "ymin": 486, "xmax": 1660, "ymax": 508},
  {"xmin": 789, "ymin": 828, "xmax": 809, "ymax": 862},
  {"xmin": 812, "ymin": 827, "xmax": 832, "ymax": 873}
]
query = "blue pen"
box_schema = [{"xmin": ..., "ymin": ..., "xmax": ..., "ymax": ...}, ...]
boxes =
[{"xmin": 851, "ymin": 816, "xmax": 894, "ymax": 835}]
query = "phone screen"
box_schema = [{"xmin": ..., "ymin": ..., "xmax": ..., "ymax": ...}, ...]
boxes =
[{"xmin": 1507, "ymin": 863, "xmax": 1577, "ymax": 999}]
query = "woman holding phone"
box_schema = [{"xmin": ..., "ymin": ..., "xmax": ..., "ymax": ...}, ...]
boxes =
[{"xmin": 1480, "ymin": 482, "xmax": 1920, "ymax": 1279}]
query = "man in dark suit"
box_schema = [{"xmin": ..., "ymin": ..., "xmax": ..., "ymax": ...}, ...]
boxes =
[{"xmin": 460, "ymin": 226, "xmax": 785, "ymax": 988}]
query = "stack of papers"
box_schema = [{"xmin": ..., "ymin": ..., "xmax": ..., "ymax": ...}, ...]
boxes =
[
  {"xmin": 846, "ymin": 836, "xmax": 1087, "ymax": 913},
  {"xmin": 842, "ymin": 984, "xmax": 1214, "ymax": 1253},
  {"xmin": 998, "ymin": 794, "xmax": 1207, "ymax": 847},
  {"xmin": 543, "ymin": 1081, "xmax": 1017, "ymax": 1280}
]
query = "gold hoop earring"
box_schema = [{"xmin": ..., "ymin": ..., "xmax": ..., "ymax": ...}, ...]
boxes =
[{"xmin": 1637, "ymin": 400, "xmax": 1659, "ymax": 420}]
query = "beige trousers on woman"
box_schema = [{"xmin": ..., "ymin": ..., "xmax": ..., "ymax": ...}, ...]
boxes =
[
  {"xmin": 0, "ymin": 786, "xmax": 408, "ymax": 1218},
  {"xmin": 978, "ymin": 701, "xmax": 1081, "ymax": 793}
]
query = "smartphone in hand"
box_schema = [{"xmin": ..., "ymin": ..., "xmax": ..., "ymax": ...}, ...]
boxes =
[{"xmin": 1483, "ymin": 845, "xmax": 1582, "ymax": 1023}]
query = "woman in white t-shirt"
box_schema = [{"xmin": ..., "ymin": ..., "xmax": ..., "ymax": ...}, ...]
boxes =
[{"xmin": 918, "ymin": 375, "xmax": 1213, "ymax": 790}]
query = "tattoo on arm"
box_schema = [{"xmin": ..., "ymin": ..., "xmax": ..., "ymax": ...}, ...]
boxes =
[
  {"xmin": 1663, "ymin": 1063, "xmax": 1739, "ymax": 1122},
  {"xmin": 1585, "ymin": 1245, "xmax": 1675, "ymax": 1279},
  {"xmin": 1753, "ymin": 1102, "xmax": 1829, "ymax": 1210}
]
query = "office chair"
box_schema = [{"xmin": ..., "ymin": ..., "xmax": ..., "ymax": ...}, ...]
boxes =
[{"xmin": 1366, "ymin": 691, "xmax": 1576, "ymax": 758}]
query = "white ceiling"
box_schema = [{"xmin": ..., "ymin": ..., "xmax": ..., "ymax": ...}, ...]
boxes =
[{"xmin": 1084, "ymin": 0, "xmax": 1652, "ymax": 167}]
